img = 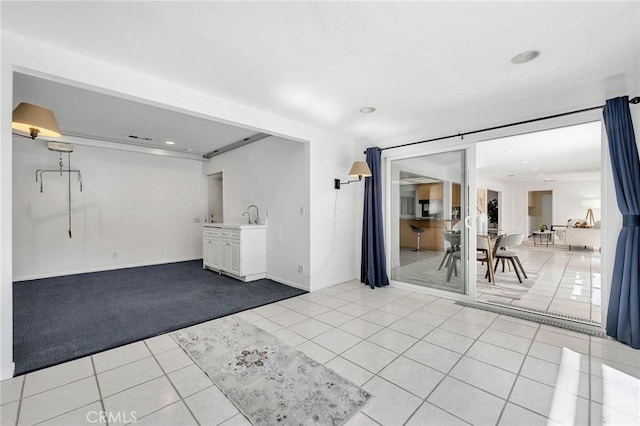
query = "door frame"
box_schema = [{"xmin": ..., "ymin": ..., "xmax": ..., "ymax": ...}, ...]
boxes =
[{"xmin": 382, "ymin": 140, "xmax": 478, "ymax": 302}]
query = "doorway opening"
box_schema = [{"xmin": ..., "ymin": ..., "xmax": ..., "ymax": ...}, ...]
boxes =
[
  {"xmin": 475, "ymin": 121, "xmax": 602, "ymax": 325},
  {"xmin": 207, "ymin": 172, "xmax": 223, "ymax": 223}
]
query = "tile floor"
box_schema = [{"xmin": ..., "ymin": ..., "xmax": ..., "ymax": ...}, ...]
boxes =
[
  {"xmin": 2, "ymin": 280, "xmax": 638, "ymax": 426},
  {"xmin": 393, "ymin": 239, "xmax": 601, "ymax": 324}
]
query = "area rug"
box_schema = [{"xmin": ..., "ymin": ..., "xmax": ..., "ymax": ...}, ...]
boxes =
[{"xmin": 172, "ymin": 316, "xmax": 373, "ymax": 426}]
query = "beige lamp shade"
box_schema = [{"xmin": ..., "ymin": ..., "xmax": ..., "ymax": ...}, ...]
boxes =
[
  {"xmin": 349, "ymin": 161, "xmax": 372, "ymax": 178},
  {"xmin": 12, "ymin": 102, "xmax": 62, "ymax": 139}
]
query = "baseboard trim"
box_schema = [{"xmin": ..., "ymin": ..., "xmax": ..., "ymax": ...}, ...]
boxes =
[
  {"xmin": 0, "ymin": 361, "xmax": 15, "ymax": 381},
  {"xmin": 13, "ymin": 258, "xmax": 203, "ymax": 282},
  {"xmin": 267, "ymin": 275, "xmax": 309, "ymax": 292},
  {"xmin": 310, "ymin": 276, "xmax": 358, "ymax": 292}
]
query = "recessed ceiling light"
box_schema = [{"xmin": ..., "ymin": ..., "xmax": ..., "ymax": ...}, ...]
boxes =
[
  {"xmin": 506, "ymin": 149, "xmax": 517, "ymax": 153},
  {"xmin": 521, "ymin": 160, "xmax": 529, "ymax": 164},
  {"xmin": 539, "ymin": 173, "xmax": 545, "ymax": 176},
  {"xmin": 165, "ymin": 141, "xmax": 175, "ymax": 145},
  {"xmin": 360, "ymin": 107, "xmax": 376, "ymax": 113},
  {"xmin": 544, "ymin": 179, "xmax": 556, "ymax": 182},
  {"xmin": 186, "ymin": 148, "xmax": 193, "ymax": 152},
  {"xmin": 532, "ymin": 168, "xmax": 539, "ymax": 171},
  {"xmin": 507, "ymin": 174, "xmax": 515, "ymax": 177},
  {"xmin": 511, "ymin": 50, "xmax": 541, "ymax": 64}
]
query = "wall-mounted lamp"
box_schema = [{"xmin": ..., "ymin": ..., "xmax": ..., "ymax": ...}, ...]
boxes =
[
  {"xmin": 334, "ymin": 161, "xmax": 372, "ymax": 189},
  {"xmin": 12, "ymin": 102, "xmax": 62, "ymax": 139}
]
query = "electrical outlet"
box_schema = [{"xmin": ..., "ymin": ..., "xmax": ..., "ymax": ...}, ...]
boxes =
[
  {"xmin": 300, "ymin": 206, "xmax": 305, "ymax": 216},
  {"xmin": 193, "ymin": 218, "xmax": 200, "ymax": 223},
  {"xmin": 297, "ymin": 264, "xmax": 304, "ymax": 274},
  {"xmin": 112, "ymin": 251, "xmax": 118, "ymax": 258}
]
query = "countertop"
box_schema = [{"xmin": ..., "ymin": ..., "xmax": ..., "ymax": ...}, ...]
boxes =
[{"xmin": 203, "ymin": 223, "xmax": 267, "ymax": 230}]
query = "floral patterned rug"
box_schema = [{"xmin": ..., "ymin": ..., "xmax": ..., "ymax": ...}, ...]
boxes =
[{"xmin": 172, "ymin": 316, "xmax": 373, "ymax": 425}]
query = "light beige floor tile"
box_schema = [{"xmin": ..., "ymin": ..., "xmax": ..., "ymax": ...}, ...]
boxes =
[
  {"xmin": 19, "ymin": 377, "xmax": 99, "ymax": 425},
  {"xmin": 0, "ymin": 375, "xmax": 24, "ymax": 404},
  {"xmin": 499, "ymin": 402, "xmax": 555, "ymax": 426},
  {"xmin": 466, "ymin": 341, "xmax": 525, "ymax": 373},
  {"xmin": 313, "ymin": 328, "xmax": 362, "ymax": 354},
  {"xmin": 0, "ymin": 401, "xmax": 19, "ymax": 426},
  {"xmin": 342, "ymin": 341, "xmax": 397, "ymax": 374},
  {"xmin": 324, "ymin": 357, "xmax": 374, "ymax": 387},
  {"xmin": 509, "ymin": 376, "xmax": 588, "ymax": 423},
  {"xmin": 314, "ymin": 297, "xmax": 351, "ymax": 310},
  {"xmin": 404, "ymin": 341, "xmax": 462, "ymax": 374},
  {"xmin": 377, "ymin": 302, "xmax": 416, "ymax": 317},
  {"xmin": 93, "ymin": 341, "xmax": 151, "ymax": 373},
  {"xmin": 406, "ymin": 310, "xmax": 448, "ymax": 327},
  {"xmin": 338, "ymin": 318, "xmax": 383, "ymax": 339},
  {"xmin": 167, "ymin": 364, "xmax": 214, "ymax": 398},
  {"xmin": 37, "ymin": 401, "xmax": 102, "ymax": 426},
  {"xmin": 367, "ymin": 328, "xmax": 417, "ymax": 354},
  {"xmin": 393, "ymin": 296, "xmax": 431, "ymax": 310},
  {"xmin": 388, "ymin": 317, "xmax": 434, "ymax": 339},
  {"xmin": 423, "ymin": 328, "xmax": 474, "ymax": 354},
  {"xmin": 135, "ymin": 401, "xmax": 197, "ymax": 426},
  {"xmin": 336, "ymin": 303, "xmax": 374, "ymax": 317},
  {"xmin": 288, "ymin": 318, "xmax": 333, "ymax": 339},
  {"xmin": 290, "ymin": 302, "xmax": 333, "ymax": 316},
  {"xmin": 185, "ymin": 385, "xmax": 239, "ymax": 425},
  {"xmin": 520, "ymin": 356, "xmax": 589, "ymax": 399},
  {"xmin": 98, "ymin": 356, "xmax": 163, "ymax": 397},
  {"xmin": 450, "ymin": 308, "xmax": 498, "ymax": 327},
  {"xmin": 359, "ymin": 310, "xmax": 401, "ymax": 327},
  {"xmin": 252, "ymin": 303, "xmax": 291, "ymax": 318},
  {"xmin": 379, "ymin": 356, "xmax": 444, "ymax": 398},
  {"xmin": 428, "ymin": 377, "xmax": 504, "ymax": 425},
  {"xmin": 219, "ymin": 413, "xmax": 253, "ymax": 426},
  {"xmin": 479, "ymin": 328, "xmax": 532, "ymax": 354},
  {"xmin": 103, "ymin": 376, "xmax": 179, "ymax": 426},
  {"xmin": 489, "ymin": 317, "xmax": 538, "ymax": 339},
  {"xmin": 295, "ymin": 341, "xmax": 336, "ymax": 364},
  {"xmin": 145, "ymin": 334, "xmax": 179, "ymax": 354},
  {"xmin": 24, "ymin": 357, "xmax": 94, "ymax": 397},
  {"xmin": 406, "ymin": 402, "xmax": 468, "ymax": 426},
  {"xmin": 343, "ymin": 411, "xmax": 380, "ymax": 426},
  {"xmin": 272, "ymin": 328, "xmax": 307, "ymax": 347},
  {"xmin": 449, "ymin": 356, "xmax": 516, "ymax": 399},
  {"xmin": 268, "ymin": 309, "xmax": 308, "ymax": 327},
  {"xmin": 234, "ymin": 310, "xmax": 263, "ymax": 323},
  {"xmin": 437, "ymin": 318, "xmax": 487, "ymax": 339},
  {"xmin": 155, "ymin": 348, "xmax": 195, "ymax": 373},
  {"xmin": 314, "ymin": 310, "xmax": 355, "ymax": 327},
  {"xmin": 362, "ymin": 376, "xmax": 422, "ymax": 425},
  {"xmin": 591, "ymin": 340, "xmax": 640, "ymax": 369},
  {"xmin": 535, "ymin": 329, "xmax": 589, "ymax": 354}
]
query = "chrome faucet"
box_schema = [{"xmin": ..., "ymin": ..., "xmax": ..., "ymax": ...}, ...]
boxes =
[
  {"xmin": 247, "ymin": 205, "xmax": 259, "ymax": 224},
  {"xmin": 242, "ymin": 211, "xmax": 251, "ymax": 224}
]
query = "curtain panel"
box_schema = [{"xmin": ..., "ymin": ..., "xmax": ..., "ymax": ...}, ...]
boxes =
[
  {"xmin": 361, "ymin": 147, "xmax": 389, "ymax": 289},
  {"xmin": 603, "ymin": 96, "xmax": 640, "ymax": 349}
]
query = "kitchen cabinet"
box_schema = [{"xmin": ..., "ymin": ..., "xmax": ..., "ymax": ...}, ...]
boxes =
[
  {"xmin": 399, "ymin": 219, "xmax": 444, "ymax": 251},
  {"xmin": 452, "ymin": 183, "xmax": 461, "ymax": 208},
  {"xmin": 417, "ymin": 182, "xmax": 443, "ymax": 200},
  {"xmin": 203, "ymin": 224, "xmax": 267, "ymax": 281}
]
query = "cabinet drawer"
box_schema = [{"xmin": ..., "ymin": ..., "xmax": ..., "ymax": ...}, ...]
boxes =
[
  {"xmin": 220, "ymin": 229, "xmax": 230, "ymax": 238},
  {"xmin": 229, "ymin": 230, "xmax": 241, "ymax": 240},
  {"xmin": 204, "ymin": 229, "xmax": 220, "ymax": 237}
]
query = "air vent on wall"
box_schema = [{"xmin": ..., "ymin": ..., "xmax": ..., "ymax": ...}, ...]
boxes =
[{"xmin": 128, "ymin": 134, "xmax": 153, "ymax": 141}]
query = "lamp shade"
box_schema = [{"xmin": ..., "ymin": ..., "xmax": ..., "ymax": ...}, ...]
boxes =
[
  {"xmin": 12, "ymin": 102, "xmax": 61, "ymax": 138},
  {"xmin": 349, "ymin": 161, "xmax": 372, "ymax": 178}
]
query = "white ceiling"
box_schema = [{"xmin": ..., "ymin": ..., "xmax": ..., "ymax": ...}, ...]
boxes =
[
  {"xmin": 3, "ymin": 1, "xmax": 639, "ymax": 148},
  {"xmin": 12, "ymin": 73, "xmax": 260, "ymax": 156}
]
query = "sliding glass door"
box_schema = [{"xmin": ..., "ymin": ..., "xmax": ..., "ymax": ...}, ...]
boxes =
[{"xmin": 387, "ymin": 145, "xmax": 476, "ymax": 299}]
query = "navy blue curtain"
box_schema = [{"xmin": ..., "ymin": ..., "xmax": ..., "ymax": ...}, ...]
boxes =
[
  {"xmin": 603, "ymin": 96, "xmax": 640, "ymax": 349},
  {"xmin": 361, "ymin": 147, "xmax": 389, "ymax": 288}
]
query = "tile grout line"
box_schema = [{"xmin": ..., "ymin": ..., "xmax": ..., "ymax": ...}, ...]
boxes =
[
  {"xmin": 402, "ymin": 309, "xmax": 504, "ymax": 426},
  {"xmin": 13, "ymin": 375, "xmax": 25, "ymax": 426},
  {"xmin": 141, "ymin": 340, "xmax": 204, "ymax": 426},
  {"xmin": 495, "ymin": 321, "xmax": 542, "ymax": 424},
  {"xmin": 91, "ymin": 356, "xmax": 108, "ymax": 426}
]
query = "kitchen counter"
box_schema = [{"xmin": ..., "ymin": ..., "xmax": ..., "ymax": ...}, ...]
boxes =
[{"xmin": 203, "ymin": 223, "xmax": 267, "ymax": 230}]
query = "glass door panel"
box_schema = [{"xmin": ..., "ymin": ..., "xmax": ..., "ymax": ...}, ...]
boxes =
[{"xmin": 390, "ymin": 150, "xmax": 469, "ymax": 295}]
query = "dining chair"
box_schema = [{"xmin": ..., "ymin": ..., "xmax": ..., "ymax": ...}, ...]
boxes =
[
  {"xmin": 439, "ymin": 231, "xmax": 461, "ymax": 270},
  {"xmin": 477, "ymin": 235, "xmax": 495, "ymax": 284},
  {"xmin": 493, "ymin": 233, "xmax": 528, "ymax": 283}
]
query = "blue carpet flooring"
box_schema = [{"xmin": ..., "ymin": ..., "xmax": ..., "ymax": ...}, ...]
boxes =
[{"xmin": 13, "ymin": 260, "xmax": 305, "ymax": 375}]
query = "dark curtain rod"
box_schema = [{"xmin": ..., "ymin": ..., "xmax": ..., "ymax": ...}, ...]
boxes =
[{"xmin": 370, "ymin": 96, "xmax": 640, "ymax": 153}]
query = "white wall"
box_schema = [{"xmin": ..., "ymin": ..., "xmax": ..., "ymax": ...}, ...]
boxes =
[
  {"xmin": 510, "ymin": 179, "xmax": 601, "ymax": 237},
  {"xmin": 207, "ymin": 173, "xmax": 223, "ymax": 223},
  {"xmin": 1, "ymin": 32, "xmax": 361, "ymax": 378},
  {"xmin": 12, "ymin": 139, "xmax": 203, "ymax": 280},
  {"xmin": 204, "ymin": 136, "xmax": 311, "ymax": 289}
]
